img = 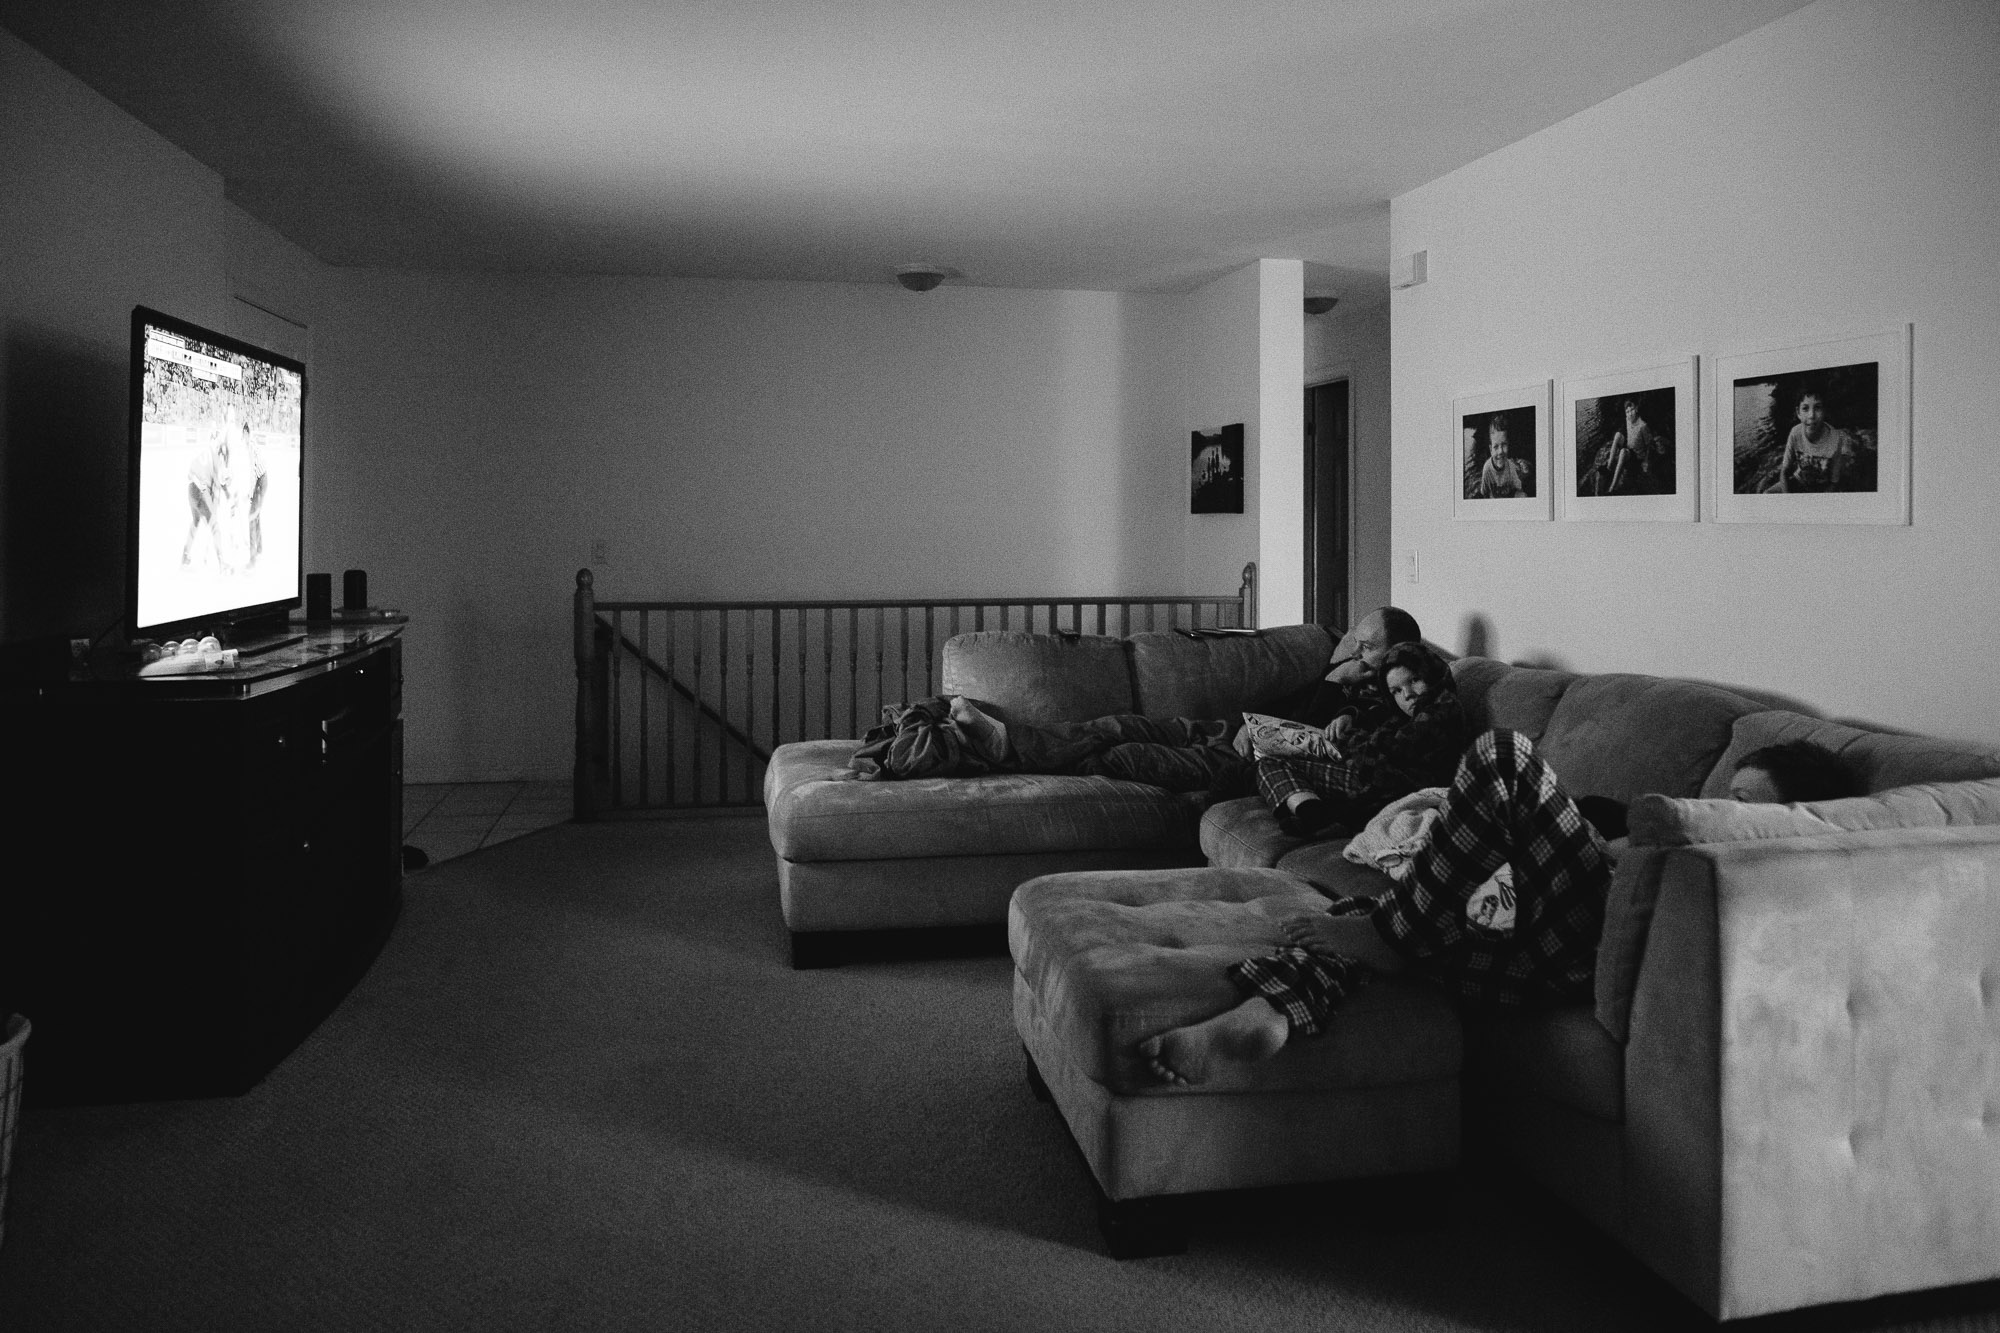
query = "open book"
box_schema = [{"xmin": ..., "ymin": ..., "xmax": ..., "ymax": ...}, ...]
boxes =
[{"xmin": 1239, "ymin": 712, "xmax": 1341, "ymax": 762}]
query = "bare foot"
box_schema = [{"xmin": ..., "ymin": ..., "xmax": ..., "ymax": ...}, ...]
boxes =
[
  {"xmin": 1278, "ymin": 913, "xmax": 1406, "ymax": 972},
  {"xmin": 949, "ymin": 696, "xmax": 1010, "ymax": 764},
  {"xmin": 1138, "ymin": 997, "xmax": 1290, "ymax": 1085}
]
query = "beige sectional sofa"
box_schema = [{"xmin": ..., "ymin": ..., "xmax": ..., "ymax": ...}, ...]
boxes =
[{"xmin": 764, "ymin": 628, "xmax": 2000, "ymax": 1320}]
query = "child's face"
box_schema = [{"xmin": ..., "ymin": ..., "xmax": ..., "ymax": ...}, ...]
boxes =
[
  {"xmin": 1385, "ymin": 665, "xmax": 1432, "ymax": 716},
  {"xmin": 1796, "ymin": 395, "xmax": 1825, "ymax": 435},
  {"xmin": 1488, "ymin": 424, "xmax": 1509, "ymax": 458}
]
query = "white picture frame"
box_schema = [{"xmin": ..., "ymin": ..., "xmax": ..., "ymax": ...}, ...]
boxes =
[
  {"xmin": 1452, "ymin": 382, "xmax": 1552, "ymax": 521},
  {"xmin": 1557, "ymin": 358, "xmax": 1699, "ymax": 522},
  {"xmin": 1709, "ymin": 325, "xmax": 1911, "ymax": 525}
]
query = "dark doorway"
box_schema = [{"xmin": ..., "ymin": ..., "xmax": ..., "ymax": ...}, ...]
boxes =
[{"xmin": 1303, "ymin": 378, "xmax": 1350, "ymax": 631}]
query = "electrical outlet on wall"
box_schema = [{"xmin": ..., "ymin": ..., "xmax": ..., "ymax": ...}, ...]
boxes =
[
  {"xmin": 1408, "ymin": 550, "xmax": 1420, "ymax": 584},
  {"xmin": 590, "ymin": 539, "xmax": 610, "ymax": 566}
]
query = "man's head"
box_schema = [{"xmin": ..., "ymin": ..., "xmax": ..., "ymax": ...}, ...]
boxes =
[
  {"xmin": 1728, "ymin": 740, "xmax": 1861, "ymax": 804},
  {"xmin": 1350, "ymin": 606, "xmax": 1421, "ymax": 671}
]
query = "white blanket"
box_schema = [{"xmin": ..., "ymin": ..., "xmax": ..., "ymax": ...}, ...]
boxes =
[{"xmin": 1342, "ymin": 787, "xmax": 1516, "ymax": 935}]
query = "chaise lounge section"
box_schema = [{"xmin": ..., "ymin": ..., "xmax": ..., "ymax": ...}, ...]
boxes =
[{"xmin": 763, "ymin": 623, "xmax": 1334, "ymax": 965}]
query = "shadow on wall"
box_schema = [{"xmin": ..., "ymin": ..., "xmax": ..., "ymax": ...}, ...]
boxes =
[
  {"xmin": 1458, "ymin": 613, "xmax": 1494, "ymax": 659},
  {"xmin": 2, "ymin": 324, "xmax": 128, "ymax": 659}
]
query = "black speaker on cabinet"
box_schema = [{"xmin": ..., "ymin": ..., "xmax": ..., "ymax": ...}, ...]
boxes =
[{"xmin": 306, "ymin": 572, "xmax": 332, "ymax": 621}]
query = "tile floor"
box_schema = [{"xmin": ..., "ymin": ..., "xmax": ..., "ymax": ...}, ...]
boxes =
[{"xmin": 402, "ymin": 780, "xmax": 572, "ymax": 867}]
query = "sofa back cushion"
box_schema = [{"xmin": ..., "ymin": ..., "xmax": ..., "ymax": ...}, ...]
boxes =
[
  {"xmin": 1534, "ymin": 674, "xmax": 1767, "ymax": 803},
  {"xmin": 1129, "ymin": 623, "xmax": 1331, "ymax": 721},
  {"xmin": 1697, "ymin": 710, "xmax": 2000, "ymax": 798},
  {"xmin": 941, "ymin": 632, "xmax": 1134, "ymax": 726},
  {"xmin": 1447, "ymin": 657, "xmax": 1579, "ymax": 740}
]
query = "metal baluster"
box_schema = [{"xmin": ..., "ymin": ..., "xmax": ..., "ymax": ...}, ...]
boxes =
[
  {"xmin": 609, "ymin": 610, "xmax": 624, "ymax": 810},
  {"xmin": 693, "ymin": 611, "xmax": 705, "ymax": 804},
  {"xmin": 848, "ymin": 607, "xmax": 859, "ymax": 738},
  {"xmin": 770, "ymin": 607, "xmax": 782, "ymax": 769},
  {"xmin": 719, "ymin": 608, "xmax": 730, "ymax": 803},
  {"xmin": 638, "ymin": 610, "xmax": 650, "ymax": 808},
  {"xmin": 796, "ymin": 608, "xmax": 808, "ymax": 745},
  {"xmin": 665, "ymin": 609, "xmax": 677, "ymax": 806}
]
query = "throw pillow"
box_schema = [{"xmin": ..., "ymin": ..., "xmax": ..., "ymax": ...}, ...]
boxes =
[{"xmin": 1630, "ymin": 777, "xmax": 2000, "ymax": 846}]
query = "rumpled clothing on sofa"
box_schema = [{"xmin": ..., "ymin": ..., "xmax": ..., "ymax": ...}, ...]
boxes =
[{"xmin": 847, "ymin": 696, "xmax": 996, "ymax": 780}]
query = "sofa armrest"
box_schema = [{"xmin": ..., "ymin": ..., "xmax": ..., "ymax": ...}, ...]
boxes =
[{"xmin": 1621, "ymin": 825, "xmax": 2000, "ymax": 1320}]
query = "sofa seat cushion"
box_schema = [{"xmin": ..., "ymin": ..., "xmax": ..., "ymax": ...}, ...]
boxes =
[
  {"xmin": 1199, "ymin": 797, "xmax": 1408, "ymax": 898},
  {"xmin": 1199, "ymin": 795, "xmax": 1309, "ymax": 868},
  {"xmin": 1009, "ymin": 867, "xmax": 1461, "ymax": 1098},
  {"xmin": 939, "ymin": 632, "xmax": 1134, "ymax": 726},
  {"xmin": 1464, "ymin": 1004, "xmax": 1624, "ymax": 1123},
  {"xmin": 1698, "ymin": 711, "xmax": 2000, "ymax": 798},
  {"xmin": 766, "ymin": 740, "xmax": 1199, "ymax": 862},
  {"xmin": 1534, "ymin": 673, "xmax": 1766, "ymax": 803}
]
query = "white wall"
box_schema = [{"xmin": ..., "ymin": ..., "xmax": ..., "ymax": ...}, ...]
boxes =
[
  {"xmin": 1305, "ymin": 300, "xmax": 1393, "ymax": 618},
  {"xmin": 313, "ymin": 272, "xmax": 1196, "ymax": 780},
  {"xmin": 1254, "ymin": 259, "xmax": 1306, "ymax": 627},
  {"xmin": 1391, "ymin": 0, "xmax": 2000, "ymax": 744},
  {"xmin": 0, "ymin": 28, "xmax": 229, "ymax": 646},
  {"xmin": 1179, "ymin": 258, "xmax": 1305, "ymax": 627}
]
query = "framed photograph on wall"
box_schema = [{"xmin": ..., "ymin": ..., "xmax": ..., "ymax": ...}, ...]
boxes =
[
  {"xmin": 1452, "ymin": 382, "xmax": 1552, "ymax": 521},
  {"xmin": 1710, "ymin": 325, "xmax": 1911, "ymax": 525},
  {"xmin": 1557, "ymin": 358, "xmax": 1698, "ymax": 522},
  {"xmin": 1190, "ymin": 423, "xmax": 1244, "ymax": 513}
]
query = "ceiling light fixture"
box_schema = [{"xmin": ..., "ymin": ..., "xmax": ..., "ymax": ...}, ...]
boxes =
[
  {"xmin": 895, "ymin": 266, "xmax": 948, "ymax": 292},
  {"xmin": 1303, "ymin": 295, "xmax": 1340, "ymax": 316}
]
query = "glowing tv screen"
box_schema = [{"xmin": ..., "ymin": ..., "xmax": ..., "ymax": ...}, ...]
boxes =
[{"xmin": 127, "ymin": 307, "xmax": 304, "ymax": 639}]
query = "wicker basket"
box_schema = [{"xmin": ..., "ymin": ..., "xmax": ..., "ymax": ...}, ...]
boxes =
[{"xmin": 0, "ymin": 1014, "xmax": 28, "ymax": 1251}]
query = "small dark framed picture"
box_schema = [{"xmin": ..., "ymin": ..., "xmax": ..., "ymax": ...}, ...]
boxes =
[
  {"xmin": 1711, "ymin": 325, "xmax": 1910, "ymax": 524},
  {"xmin": 1557, "ymin": 358, "xmax": 1698, "ymax": 522},
  {"xmin": 1191, "ymin": 423, "xmax": 1244, "ymax": 514},
  {"xmin": 1452, "ymin": 383, "xmax": 1551, "ymax": 521}
]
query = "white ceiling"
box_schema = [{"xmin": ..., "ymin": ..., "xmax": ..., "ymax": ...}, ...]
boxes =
[{"xmin": 1, "ymin": 0, "xmax": 1814, "ymax": 298}]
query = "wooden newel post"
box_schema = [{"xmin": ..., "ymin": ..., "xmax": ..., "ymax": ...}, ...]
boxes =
[
  {"xmin": 573, "ymin": 569, "xmax": 612, "ymax": 821},
  {"xmin": 1237, "ymin": 561, "xmax": 1258, "ymax": 629}
]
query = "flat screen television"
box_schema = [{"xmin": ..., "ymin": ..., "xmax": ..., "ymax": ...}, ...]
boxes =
[{"xmin": 127, "ymin": 306, "xmax": 305, "ymax": 645}]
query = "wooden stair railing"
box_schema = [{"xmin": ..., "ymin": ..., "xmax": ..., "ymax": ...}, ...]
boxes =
[{"xmin": 573, "ymin": 563, "xmax": 1257, "ymax": 818}]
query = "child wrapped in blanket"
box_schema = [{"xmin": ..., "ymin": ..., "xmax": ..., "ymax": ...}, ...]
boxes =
[{"xmin": 1253, "ymin": 639, "xmax": 1469, "ymax": 838}]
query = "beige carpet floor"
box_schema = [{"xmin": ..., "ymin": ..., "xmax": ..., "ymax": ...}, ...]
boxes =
[{"xmin": 0, "ymin": 815, "xmax": 1994, "ymax": 1332}]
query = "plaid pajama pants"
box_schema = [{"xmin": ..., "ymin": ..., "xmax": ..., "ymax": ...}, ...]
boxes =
[
  {"xmin": 1371, "ymin": 729, "xmax": 1611, "ymax": 1007},
  {"xmin": 1254, "ymin": 753, "xmax": 1372, "ymax": 808},
  {"xmin": 1227, "ymin": 729, "xmax": 1612, "ymax": 1035}
]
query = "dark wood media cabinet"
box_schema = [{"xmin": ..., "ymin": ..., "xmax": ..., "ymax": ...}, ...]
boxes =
[{"xmin": 0, "ymin": 627, "xmax": 405, "ymax": 1104}]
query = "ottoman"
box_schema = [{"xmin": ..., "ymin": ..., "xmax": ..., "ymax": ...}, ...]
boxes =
[{"xmin": 1010, "ymin": 866, "xmax": 1464, "ymax": 1256}]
